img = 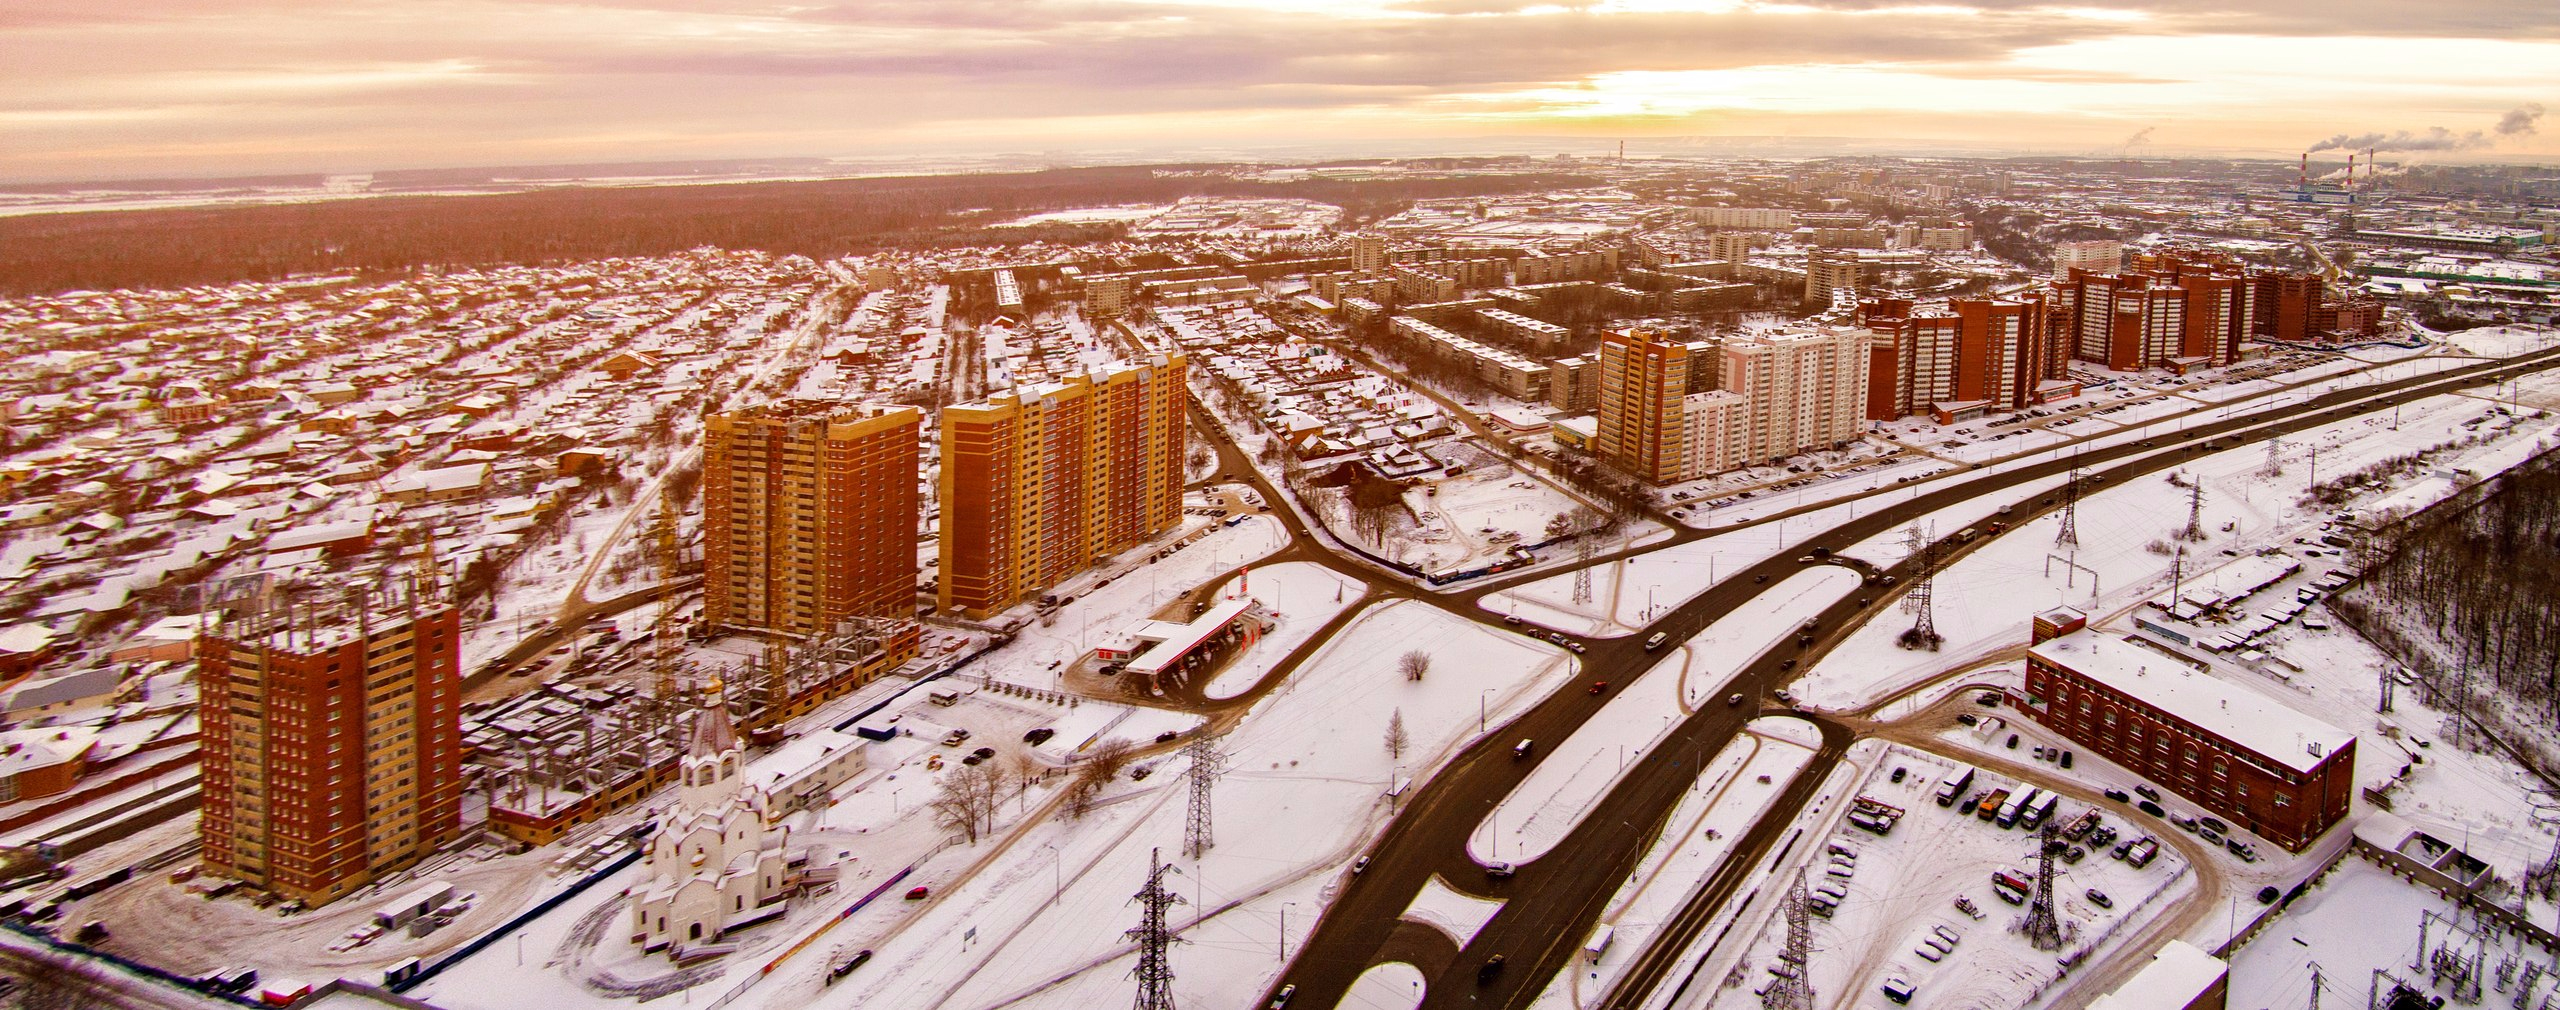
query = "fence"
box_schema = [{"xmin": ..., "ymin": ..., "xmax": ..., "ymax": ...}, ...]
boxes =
[
  {"xmin": 390, "ymin": 832, "xmax": 647, "ymax": 993},
  {"xmin": 699, "ymin": 863, "xmax": 917, "ymax": 1009}
]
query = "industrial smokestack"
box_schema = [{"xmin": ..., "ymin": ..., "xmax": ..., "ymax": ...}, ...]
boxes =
[{"xmin": 2299, "ymin": 153, "xmax": 2308, "ymax": 189}]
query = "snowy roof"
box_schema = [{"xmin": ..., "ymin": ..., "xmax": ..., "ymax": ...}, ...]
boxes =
[
  {"xmin": 1124, "ymin": 598, "xmax": 1255, "ymax": 677},
  {"xmin": 2086, "ymin": 940, "xmax": 2226, "ymax": 1010},
  {"xmin": 2032, "ymin": 628, "xmax": 2353, "ymax": 774}
]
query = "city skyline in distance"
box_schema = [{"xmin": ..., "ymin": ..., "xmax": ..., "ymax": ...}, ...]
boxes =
[{"xmin": 5, "ymin": 0, "xmax": 2557, "ymax": 182}]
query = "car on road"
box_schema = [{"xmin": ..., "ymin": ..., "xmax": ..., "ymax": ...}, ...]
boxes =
[
  {"xmin": 1727, "ymin": 693, "xmax": 1745, "ymax": 706},
  {"xmin": 1484, "ymin": 862, "xmax": 1515, "ymax": 879},
  {"xmin": 905, "ymin": 886, "xmax": 930, "ymax": 900},
  {"xmin": 1779, "ymin": 658, "xmax": 1797, "ymax": 670},
  {"xmin": 2136, "ymin": 799, "xmax": 2166, "ymax": 818},
  {"xmin": 1567, "ymin": 641, "xmax": 1585, "ymax": 654},
  {"xmin": 2103, "ymin": 788, "xmax": 2129, "ymax": 802},
  {"xmin": 1269, "ymin": 984, "xmax": 1297, "ymax": 1008},
  {"xmin": 1351, "ymin": 857, "xmax": 1369, "ymax": 874},
  {"xmin": 1502, "ymin": 614, "xmax": 1522, "ymax": 624},
  {"xmin": 1512, "ymin": 739, "xmax": 1535, "ymax": 759},
  {"xmin": 2085, "ymin": 888, "xmax": 2113, "ymax": 909},
  {"xmin": 2005, "ymin": 733, "xmax": 2020, "ymax": 749},
  {"xmin": 1157, "ymin": 730, "xmax": 1181, "ymax": 743},
  {"xmin": 1588, "ymin": 681, "xmax": 1608, "ymax": 695},
  {"xmin": 826, "ymin": 949, "xmax": 874, "ymax": 983},
  {"xmin": 1478, "ymin": 955, "xmax": 1507, "ymax": 983},
  {"xmin": 1754, "ymin": 574, "xmax": 1769, "ymax": 583},
  {"xmin": 1774, "ymin": 687, "xmax": 1795, "ymax": 704}
]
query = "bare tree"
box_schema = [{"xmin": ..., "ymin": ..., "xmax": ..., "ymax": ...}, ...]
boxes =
[
  {"xmin": 929, "ymin": 762, "xmax": 1002, "ymax": 843},
  {"xmin": 1066, "ymin": 737, "xmax": 1138, "ymax": 820},
  {"xmin": 6, "ymin": 956, "xmax": 112, "ymax": 1010},
  {"xmin": 1399, "ymin": 650, "xmax": 1431, "ymax": 682},
  {"xmin": 1384, "ymin": 708, "xmax": 1409, "ymax": 760}
]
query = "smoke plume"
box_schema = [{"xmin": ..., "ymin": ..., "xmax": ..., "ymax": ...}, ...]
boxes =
[
  {"xmin": 2498, "ymin": 103, "xmax": 2546, "ymax": 136},
  {"xmin": 2123, "ymin": 126, "xmax": 2154, "ymax": 148}
]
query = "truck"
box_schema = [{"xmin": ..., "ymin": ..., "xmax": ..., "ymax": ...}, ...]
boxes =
[
  {"xmin": 2127, "ymin": 837, "xmax": 2160, "ymax": 868},
  {"xmin": 1996, "ymin": 787, "xmax": 2038, "ymax": 828},
  {"xmin": 2023, "ymin": 791, "xmax": 2061, "ymax": 829},
  {"xmin": 1975, "ymin": 789, "xmax": 2010, "ymax": 821},
  {"xmin": 1583, "ymin": 924, "xmax": 1615, "ymax": 963},
  {"xmin": 1934, "ymin": 766, "xmax": 1976, "ymax": 807},
  {"xmin": 1644, "ymin": 632, "xmax": 1667, "ymax": 651}
]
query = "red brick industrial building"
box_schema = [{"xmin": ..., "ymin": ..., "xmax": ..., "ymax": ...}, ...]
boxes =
[{"xmin": 2017, "ymin": 608, "xmax": 2355, "ymax": 852}]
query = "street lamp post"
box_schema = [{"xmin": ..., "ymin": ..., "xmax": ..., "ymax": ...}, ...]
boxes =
[
  {"xmin": 1480, "ymin": 688, "xmax": 1497, "ymax": 732},
  {"xmin": 1280, "ymin": 901, "xmax": 1298, "ymax": 960}
]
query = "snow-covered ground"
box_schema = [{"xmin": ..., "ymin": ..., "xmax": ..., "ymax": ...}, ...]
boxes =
[
  {"xmin": 1529, "ymin": 718, "xmax": 1822, "ymax": 1010},
  {"xmin": 1796, "ymin": 387, "xmax": 2560, "ymax": 715},
  {"xmin": 797, "ymin": 600, "xmax": 1574, "ymax": 1009},
  {"xmin": 1199, "ymin": 561, "xmax": 1368, "ymax": 700},
  {"xmin": 2226, "ymin": 859, "xmax": 2536, "ymax": 1010},
  {"xmin": 2441, "ymin": 322, "xmax": 2560, "ymax": 358},
  {"xmin": 1403, "ymin": 875, "xmax": 1505, "ymax": 947}
]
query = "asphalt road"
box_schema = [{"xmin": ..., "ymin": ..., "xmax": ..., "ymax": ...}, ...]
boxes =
[{"xmin": 1268, "ymin": 341, "xmax": 2560, "ymax": 1010}]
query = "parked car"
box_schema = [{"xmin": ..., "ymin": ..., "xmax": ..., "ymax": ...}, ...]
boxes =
[
  {"xmin": 2085, "ymin": 888, "xmax": 2113, "ymax": 909},
  {"xmin": 905, "ymin": 886, "xmax": 930, "ymax": 900}
]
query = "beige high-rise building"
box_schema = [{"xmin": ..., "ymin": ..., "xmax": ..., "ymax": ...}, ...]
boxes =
[
  {"xmin": 1595, "ymin": 326, "xmax": 1871, "ymax": 485},
  {"xmin": 940, "ymin": 352, "xmax": 1187, "ymax": 617},
  {"xmin": 2052, "ymin": 239, "xmax": 2124, "ymax": 279},
  {"xmin": 1350, "ymin": 233, "xmax": 1390, "ymax": 275},
  {"xmin": 199, "ymin": 585, "xmax": 462, "ymax": 907},
  {"xmin": 704, "ymin": 402, "xmax": 921, "ymax": 637}
]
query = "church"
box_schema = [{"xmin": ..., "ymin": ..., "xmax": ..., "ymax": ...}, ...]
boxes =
[{"xmin": 630, "ymin": 688, "xmax": 796, "ymax": 954}]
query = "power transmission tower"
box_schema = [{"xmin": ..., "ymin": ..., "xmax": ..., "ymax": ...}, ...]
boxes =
[
  {"xmin": 2262, "ymin": 439, "xmax": 2286, "ymax": 478},
  {"xmin": 1183, "ymin": 735, "xmax": 1225, "ymax": 860},
  {"xmin": 1900, "ymin": 526, "xmax": 1941, "ymax": 651},
  {"xmin": 2308, "ymin": 961, "xmax": 2322, "ymax": 1010},
  {"xmin": 2181, "ymin": 481, "xmax": 2207, "ymax": 541},
  {"xmin": 2021, "ymin": 824, "xmax": 2067, "ymax": 950},
  {"xmin": 1571, "ymin": 531, "xmax": 1596, "ymax": 606},
  {"xmin": 1127, "ymin": 847, "xmax": 1186, "ymax": 1010},
  {"xmin": 2056, "ymin": 468, "xmax": 2081, "ymax": 549},
  {"xmin": 1762, "ymin": 872, "xmax": 1817, "ymax": 1010}
]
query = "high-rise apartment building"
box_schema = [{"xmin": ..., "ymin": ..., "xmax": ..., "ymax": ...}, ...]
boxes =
[
  {"xmin": 704, "ymin": 402, "xmax": 922, "ymax": 637},
  {"xmin": 1805, "ymin": 252, "xmax": 1862, "ymax": 305},
  {"xmin": 1707, "ymin": 231, "xmax": 1760, "ymax": 265},
  {"xmin": 2052, "ymin": 239, "xmax": 2124, "ymax": 279},
  {"xmin": 1860, "ymin": 296, "xmax": 2060, "ymax": 420},
  {"xmin": 1594, "ymin": 328, "xmax": 1696, "ymax": 485},
  {"xmin": 940, "ymin": 352, "xmax": 1187, "ymax": 617},
  {"xmin": 1350, "ymin": 233, "xmax": 1390, "ymax": 275},
  {"xmin": 199, "ymin": 584, "xmax": 462, "ymax": 906},
  {"xmin": 1596, "ymin": 326, "xmax": 1870, "ymax": 484},
  {"xmin": 2052, "ymin": 266, "xmax": 2247, "ymax": 372}
]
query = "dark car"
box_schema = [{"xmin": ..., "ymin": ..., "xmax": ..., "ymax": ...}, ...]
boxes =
[
  {"xmin": 1478, "ymin": 955, "xmax": 1507, "ymax": 984},
  {"xmin": 2103, "ymin": 788, "xmax": 2129, "ymax": 802},
  {"xmin": 1957, "ymin": 713, "xmax": 1978, "ymax": 725},
  {"xmin": 972, "ymin": 746, "xmax": 997, "ymax": 760},
  {"xmin": 1024, "ymin": 728, "xmax": 1056, "ymax": 745},
  {"xmin": 1890, "ymin": 767, "xmax": 1908, "ymax": 784},
  {"xmin": 2084, "ymin": 888, "xmax": 2113, "ymax": 909},
  {"xmin": 2005, "ymin": 734, "xmax": 2019, "ymax": 749},
  {"xmin": 827, "ymin": 949, "xmax": 874, "ymax": 983},
  {"xmin": 2137, "ymin": 799, "xmax": 2166, "ymax": 818},
  {"xmin": 2059, "ymin": 751, "xmax": 2074, "ymax": 769},
  {"xmin": 1157, "ymin": 730, "xmax": 1181, "ymax": 743}
]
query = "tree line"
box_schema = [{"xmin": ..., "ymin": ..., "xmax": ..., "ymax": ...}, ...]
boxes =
[{"xmin": 0, "ymin": 167, "xmax": 1598, "ymax": 296}]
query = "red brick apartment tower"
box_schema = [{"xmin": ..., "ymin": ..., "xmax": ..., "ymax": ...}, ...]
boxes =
[
  {"xmin": 199, "ymin": 592, "xmax": 462, "ymax": 906},
  {"xmin": 2254, "ymin": 272, "xmax": 2325, "ymax": 344},
  {"xmin": 2019, "ymin": 608, "xmax": 2355, "ymax": 852},
  {"xmin": 703, "ymin": 402, "xmax": 922, "ymax": 636}
]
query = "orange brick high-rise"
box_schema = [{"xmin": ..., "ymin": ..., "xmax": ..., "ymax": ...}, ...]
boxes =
[
  {"xmin": 939, "ymin": 352, "xmax": 1187, "ymax": 617},
  {"xmin": 198, "ymin": 585, "xmax": 462, "ymax": 906},
  {"xmin": 703, "ymin": 402, "xmax": 922, "ymax": 636}
]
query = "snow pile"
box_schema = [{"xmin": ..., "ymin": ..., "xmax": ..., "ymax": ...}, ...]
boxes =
[{"xmin": 1403, "ymin": 875, "xmax": 1504, "ymax": 947}]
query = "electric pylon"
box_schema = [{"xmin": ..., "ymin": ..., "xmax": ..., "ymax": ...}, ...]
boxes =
[
  {"xmin": 1763, "ymin": 871, "xmax": 1817, "ymax": 1010},
  {"xmin": 2021, "ymin": 824, "xmax": 2067, "ymax": 950},
  {"xmin": 1127, "ymin": 847, "xmax": 1186, "ymax": 1010},
  {"xmin": 1900, "ymin": 526, "xmax": 1941, "ymax": 651},
  {"xmin": 2262, "ymin": 439, "xmax": 2286, "ymax": 478},
  {"xmin": 2056, "ymin": 468, "xmax": 2081, "ymax": 548},
  {"xmin": 1183, "ymin": 735, "xmax": 1225, "ymax": 860},
  {"xmin": 1571, "ymin": 532, "xmax": 1596, "ymax": 606},
  {"xmin": 2181, "ymin": 481, "xmax": 2207, "ymax": 541}
]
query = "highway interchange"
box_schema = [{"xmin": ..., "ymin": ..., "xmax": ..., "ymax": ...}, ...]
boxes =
[{"xmin": 1177, "ymin": 339, "xmax": 2560, "ymax": 1010}]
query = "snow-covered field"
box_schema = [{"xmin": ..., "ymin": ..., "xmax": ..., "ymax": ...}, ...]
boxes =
[
  {"xmin": 2227, "ymin": 859, "xmax": 2537, "ymax": 1010},
  {"xmin": 1796, "ymin": 387, "xmax": 2560, "ymax": 714},
  {"xmin": 799, "ymin": 599, "xmax": 1573, "ymax": 1009}
]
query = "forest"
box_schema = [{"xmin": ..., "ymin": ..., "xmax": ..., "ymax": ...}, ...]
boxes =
[
  {"xmin": 2333, "ymin": 448, "xmax": 2560, "ymax": 778},
  {"xmin": 0, "ymin": 165, "xmax": 1597, "ymax": 296}
]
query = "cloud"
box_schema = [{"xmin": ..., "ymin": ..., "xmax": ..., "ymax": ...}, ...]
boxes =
[{"xmin": 2498, "ymin": 102, "xmax": 2546, "ymax": 135}]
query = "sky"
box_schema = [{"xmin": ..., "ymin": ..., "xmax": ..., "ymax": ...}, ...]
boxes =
[{"xmin": 3, "ymin": 0, "xmax": 2557, "ymax": 182}]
